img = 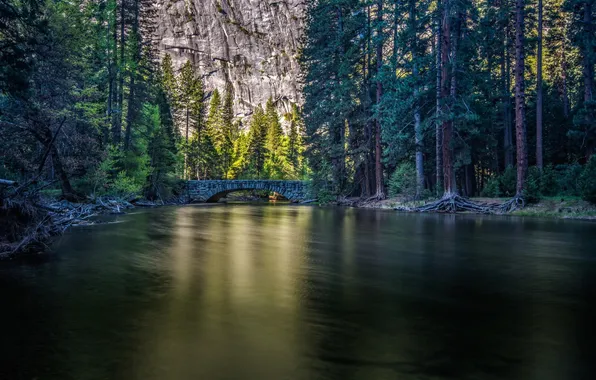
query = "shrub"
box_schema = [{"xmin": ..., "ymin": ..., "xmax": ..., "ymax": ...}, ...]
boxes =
[
  {"xmin": 316, "ymin": 188, "xmax": 336, "ymax": 204},
  {"xmin": 74, "ymin": 155, "xmax": 114, "ymax": 197},
  {"xmin": 498, "ymin": 166, "xmax": 517, "ymax": 197},
  {"xmin": 480, "ymin": 177, "xmax": 501, "ymax": 197},
  {"xmin": 557, "ymin": 163, "xmax": 582, "ymax": 196},
  {"xmin": 540, "ymin": 164, "xmax": 559, "ymax": 196},
  {"xmin": 579, "ymin": 156, "xmax": 596, "ymax": 204},
  {"xmin": 388, "ymin": 162, "xmax": 416, "ymax": 198},
  {"xmin": 524, "ymin": 166, "xmax": 541, "ymax": 203},
  {"xmin": 112, "ymin": 171, "xmax": 144, "ymax": 197}
]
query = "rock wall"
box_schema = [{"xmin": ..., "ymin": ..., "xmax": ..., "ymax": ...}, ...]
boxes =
[{"xmin": 156, "ymin": 0, "xmax": 305, "ymax": 120}]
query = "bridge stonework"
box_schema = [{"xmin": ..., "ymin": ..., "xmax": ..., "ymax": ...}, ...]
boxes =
[{"xmin": 187, "ymin": 180, "xmax": 308, "ymax": 203}]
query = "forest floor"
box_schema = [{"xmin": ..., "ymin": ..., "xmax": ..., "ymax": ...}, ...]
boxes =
[{"xmin": 341, "ymin": 196, "xmax": 596, "ymax": 221}]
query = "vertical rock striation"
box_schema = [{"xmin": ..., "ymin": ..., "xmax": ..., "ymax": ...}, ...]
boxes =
[{"xmin": 156, "ymin": 0, "xmax": 305, "ymax": 120}]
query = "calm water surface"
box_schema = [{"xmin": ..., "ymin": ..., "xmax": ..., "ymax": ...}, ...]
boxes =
[{"xmin": 1, "ymin": 205, "xmax": 596, "ymax": 380}]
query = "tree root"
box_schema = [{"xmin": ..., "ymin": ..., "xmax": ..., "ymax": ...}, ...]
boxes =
[
  {"xmin": 414, "ymin": 193, "xmax": 524, "ymax": 214},
  {"xmin": 415, "ymin": 194, "xmax": 497, "ymax": 214},
  {"xmin": 494, "ymin": 195, "xmax": 525, "ymax": 213}
]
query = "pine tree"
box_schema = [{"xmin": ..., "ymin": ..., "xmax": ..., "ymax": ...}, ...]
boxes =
[
  {"xmin": 177, "ymin": 60, "xmax": 204, "ymax": 179},
  {"xmin": 178, "ymin": 60, "xmax": 198, "ymax": 143},
  {"xmin": 374, "ymin": 0, "xmax": 386, "ymax": 199},
  {"xmin": 220, "ymin": 85, "xmax": 235, "ymax": 177},
  {"xmin": 228, "ymin": 132, "xmax": 250, "ymax": 179},
  {"xmin": 514, "ymin": 0, "xmax": 528, "ymax": 196},
  {"xmin": 161, "ymin": 54, "xmax": 178, "ymax": 109},
  {"xmin": 188, "ymin": 74, "xmax": 206, "ymax": 179},
  {"xmin": 265, "ymin": 98, "xmax": 284, "ymax": 153},
  {"xmin": 301, "ymin": 0, "xmax": 366, "ymax": 195},
  {"xmin": 205, "ymin": 89, "xmax": 223, "ymax": 176},
  {"xmin": 287, "ymin": 104, "xmax": 304, "ymax": 177},
  {"xmin": 247, "ymin": 105, "xmax": 268, "ymax": 178},
  {"xmin": 537, "ymin": 0, "xmax": 544, "ymax": 169}
]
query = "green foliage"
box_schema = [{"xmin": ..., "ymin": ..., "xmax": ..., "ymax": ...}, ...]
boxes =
[
  {"xmin": 0, "ymin": 0, "xmax": 308, "ymax": 205},
  {"xmin": 524, "ymin": 167, "xmax": 542, "ymax": 204},
  {"xmin": 217, "ymin": 86, "xmax": 235, "ymax": 175},
  {"xmin": 499, "ymin": 167, "xmax": 518, "ymax": 198},
  {"xmin": 227, "ymin": 132, "xmax": 250, "ymax": 179},
  {"xmin": 480, "ymin": 177, "xmax": 502, "ymax": 198},
  {"xmin": 579, "ymin": 156, "xmax": 596, "ymax": 204},
  {"xmin": 246, "ymin": 105, "xmax": 268, "ymax": 177},
  {"xmin": 265, "ymin": 98, "xmax": 284, "ymax": 153},
  {"xmin": 540, "ymin": 165, "xmax": 559, "ymax": 196},
  {"xmin": 388, "ymin": 163, "xmax": 417, "ymax": 198},
  {"xmin": 74, "ymin": 153, "xmax": 116, "ymax": 197},
  {"xmin": 111, "ymin": 171, "xmax": 143, "ymax": 196},
  {"xmin": 157, "ymin": 61, "xmax": 305, "ymax": 182},
  {"xmin": 75, "ymin": 147, "xmax": 145, "ymax": 198},
  {"xmin": 316, "ymin": 188, "xmax": 336, "ymax": 205},
  {"xmin": 161, "ymin": 54, "xmax": 178, "ymax": 106},
  {"xmin": 556, "ymin": 164, "xmax": 583, "ymax": 196}
]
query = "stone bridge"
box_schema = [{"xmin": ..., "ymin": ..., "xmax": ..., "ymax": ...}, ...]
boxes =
[{"xmin": 187, "ymin": 180, "xmax": 309, "ymax": 203}]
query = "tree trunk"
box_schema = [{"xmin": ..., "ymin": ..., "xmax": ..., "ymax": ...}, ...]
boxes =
[
  {"xmin": 514, "ymin": 0, "xmax": 528, "ymax": 196},
  {"xmin": 124, "ymin": 76, "xmax": 135, "ymax": 151},
  {"xmin": 442, "ymin": 0, "xmax": 457, "ymax": 195},
  {"xmin": 411, "ymin": 0, "xmax": 424, "ymax": 198},
  {"xmin": 51, "ymin": 144, "xmax": 76, "ymax": 199},
  {"xmin": 583, "ymin": 2, "xmax": 594, "ymax": 105},
  {"xmin": 501, "ymin": 30, "xmax": 510, "ymax": 169},
  {"xmin": 562, "ymin": 46, "xmax": 570, "ymax": 118},
  {"xmin": 435, "ymin": 0, "xmax": 443, "ymax": 194},
  {"xmin": 37, "ymin": 123, "xmax": 77, "ymax": 199},
  {"xmin": 375, "ymin": 0, "xmax": 385, "ymax": 199},
  {"xmin": 583, "ymin": 1, "xmax": 594, "ymax": 157},
  {"xmin": 111, "ymin": 0, "xmax": 122, "ymax": 145},
  {"xmin": 114, "ymin": 0, "xmax": 126, "ymax": 147},
  {"xmin": 106, "ymin": 5, "xmax": 113, "ymax": 145},
  {"xmin": 333, "ymin": 6, "xmax": 347, "ymax": 193},
  {"xmin": 536, "ymin": 0, "xmax": 543, "ymax": 169},
  {"xmin": 504, "ymin": 29, "xmax": 514, "ymax": 168},
  {"xmin": 365, "ymin": 5, "xmax": 374, "ymax": 197},
  {"xmin": 124, "ymin": 0, "xmax": 139, "ymax": 151}
]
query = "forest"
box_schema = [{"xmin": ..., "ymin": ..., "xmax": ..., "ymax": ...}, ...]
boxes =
[
  {"xmin": 0, "ymin": 0, "xmax": 304, "ymax": 204},
  {"xmin": 301, "ymin": 0, "xmax": 596, "ymax": 209},
  {"xmin": 1, "ymin": 0, "xmax": 596, "ymax": 213},
  {"xmin": 0, "ymin": 0, "xmax": 305, "ymax": 255}
]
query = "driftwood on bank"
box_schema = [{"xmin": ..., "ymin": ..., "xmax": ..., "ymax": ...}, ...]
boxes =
[
  {"xmin": 1, "ymin": 178, "xmax": 190, "ymax": 259},
  {"xmin": 1, "ymin": 180, "xmax": 97, "ymax": 258},
  {"xmin": 0, "ymin": 182, "xmax": 117, "ymax": 258}
]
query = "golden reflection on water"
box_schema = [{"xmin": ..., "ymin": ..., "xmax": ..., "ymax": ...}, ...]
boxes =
[{"xmin": 134, "ymin": 205, "xmax": 315, "ymax": 379}]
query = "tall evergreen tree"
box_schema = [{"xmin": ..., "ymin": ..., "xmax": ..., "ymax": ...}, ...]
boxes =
[
  {"xmin": 220, "ymin": 85, "xmax": 235, "ymax": 177},
  {"xmin": 514, "ymin": 0, "xmax": 528, "ymax": 196},
  {"xmin": 247, "ymin": 105, "xmax": 268, "ymax": 178},
  {"xmin": 287, "ymin": 104, "xmax": 304, "ymax": 177}
]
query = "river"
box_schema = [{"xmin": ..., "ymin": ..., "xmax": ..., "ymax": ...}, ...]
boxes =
[{"xmin": 1, "ymin": 205, "xmax": 596, "ymax": 380}]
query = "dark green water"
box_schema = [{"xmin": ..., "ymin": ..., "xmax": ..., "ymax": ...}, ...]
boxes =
[{"xmin": 1, "ymin": 205, "xmax": 596, "ymax": 380}]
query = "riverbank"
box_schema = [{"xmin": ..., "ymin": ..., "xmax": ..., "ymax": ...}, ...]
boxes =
[
  {"xmin": 0, "ymin": 183, "xmax": 188, "ymax": 260},
  {"xmin": 339, "ymin": 196, "xmax": 596, "ymax": 221}
]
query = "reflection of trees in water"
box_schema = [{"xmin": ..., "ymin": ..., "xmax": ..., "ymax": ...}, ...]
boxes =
[
  {"xmin": 298, "ymin": 210, "xmax": 586, "ymax": 380},
  {"xmin": 3, "ymin": 207, "xmax": 596, "ymax": 380},
  {"xmin": 132, "ymin": 205, "xmax": 315, "ymax": 379}
]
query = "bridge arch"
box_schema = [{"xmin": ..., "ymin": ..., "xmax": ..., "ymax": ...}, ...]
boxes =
[{"xmin": 187, "ymin": 180, "xmax": 308, "ymax": 203}]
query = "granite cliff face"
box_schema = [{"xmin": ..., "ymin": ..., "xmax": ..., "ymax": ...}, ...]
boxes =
[{"xmin": 156, "ymin": 0, "xmax": 305, "ymax": 119}]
